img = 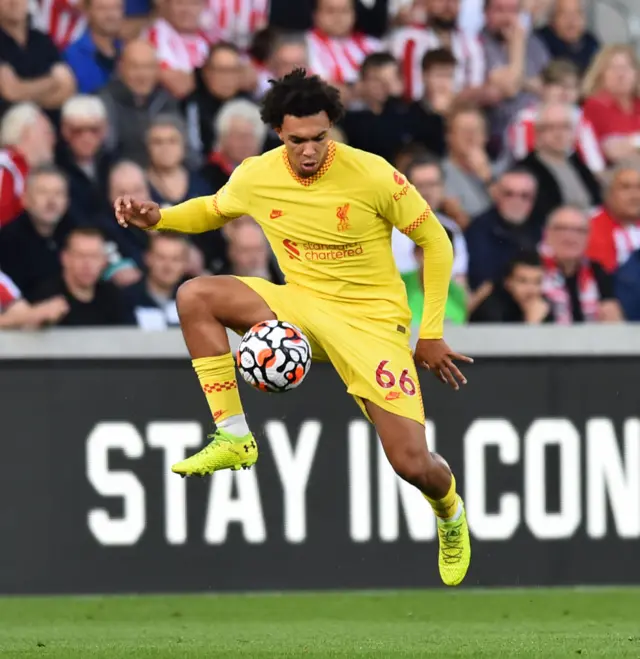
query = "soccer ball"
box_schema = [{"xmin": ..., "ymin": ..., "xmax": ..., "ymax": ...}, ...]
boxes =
[{"xmin": 236, "ymin": 320, "xmax": 312, "ymax": 392}]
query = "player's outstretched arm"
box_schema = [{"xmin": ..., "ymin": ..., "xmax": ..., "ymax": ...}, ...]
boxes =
[{"xmin": 114, "ymin": 195, "xmax": 237, "ymax": 235}]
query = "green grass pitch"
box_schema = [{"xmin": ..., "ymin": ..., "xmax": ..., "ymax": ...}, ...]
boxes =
[{"xmin": 0, "ymin": 588, "xmax": 639, "ymax": 658}]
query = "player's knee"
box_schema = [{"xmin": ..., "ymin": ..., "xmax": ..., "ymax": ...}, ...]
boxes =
[
  {"xmin": 387, "ymin": 444, "xmax": 431, "ymax": 489},
  {"xmin": 176, "ymin": 276, "xmax": 225, "ymax": 319}
]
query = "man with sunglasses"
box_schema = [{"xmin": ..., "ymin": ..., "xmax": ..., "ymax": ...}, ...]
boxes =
[{"xmin": 465, "ymin": 166, "xmax": 539, "ymax": 291}]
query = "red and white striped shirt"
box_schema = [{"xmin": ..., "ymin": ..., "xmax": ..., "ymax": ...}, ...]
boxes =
[
  {"xmin": 0, "ymin": 149, "xmax": 28, "ymax": 228},
  {"xmin": 387, "ymin": 26, "xmax": 485, "ymax": 101},
  {"xmin": 29, "ymin": 0, "xmax": 86, "ymax": 50},
  {"xmin": 203, "ymin": 0, "xmax": 269, "ymax": 51},
  {"xmin": 508, "ymin": 104, "xmax": 606, "ymax": 174},
  {"xmin": 306, "ymin": 29, "xmax": 382, "ymax": 85},
  {"xmin": 0, "ymin": 271, "xmax": 21, "ymax": 312},
  {"xmin": 145, "ymin": 19, "xmax": 210, "ymax": 72},
  {"xmin": 586, "ymin": 207, "xmax": 640, "ymax": 273}
]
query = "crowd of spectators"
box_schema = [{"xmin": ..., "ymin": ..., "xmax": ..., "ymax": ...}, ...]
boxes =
[{"xmin": 0, "ymin": 0, "xmax": 640, "ymax": 330}]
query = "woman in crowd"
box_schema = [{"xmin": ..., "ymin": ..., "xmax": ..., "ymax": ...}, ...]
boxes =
[
  {"xmin": 582, "ymin": 45, "xmax": 640, "ymax": 165},
  {"xmin": 145, "ymin": 114, "xmax": 212, "ymax": 208}
]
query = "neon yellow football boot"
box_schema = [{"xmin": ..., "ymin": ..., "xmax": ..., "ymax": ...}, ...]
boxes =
[
  {"xmin": 171, "ymin": 428, "xmax": 258, "ymax": 477},
  {"xmin": 437, "ymin": 496, "xmax": 471, "ymax": 586}
]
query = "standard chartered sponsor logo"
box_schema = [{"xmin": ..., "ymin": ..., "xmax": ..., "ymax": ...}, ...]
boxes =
[{"xmin": 281, "ymin": 239, "xmax": 365, "ymax": 261}]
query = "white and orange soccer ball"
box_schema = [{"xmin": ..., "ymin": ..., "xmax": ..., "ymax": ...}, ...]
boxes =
[{"xmin": 236, "ymin": 320, "xmax": 312, "ymax": 392}]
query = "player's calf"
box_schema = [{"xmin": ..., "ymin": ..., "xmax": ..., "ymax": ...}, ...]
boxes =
[{"xmin": 172, "ymin": 276, "xmax": 275, "ymax": 475}]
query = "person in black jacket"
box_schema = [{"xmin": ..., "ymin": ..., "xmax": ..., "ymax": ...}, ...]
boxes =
[
  {"xmin": 56, "ymin": 95, "xmax": 112, "ymax": 220},
  {"xmin": 30, "ymin": 227, "xmax": 135, "ymax": 326},
  {"xmin": 100, "ymin": 40, "xmax": 179, "ymax": 166},
  {"xmin": 516, "ymin": 101, "xmax": 601, "ymax": 230},
  {"xmin": 341, "ymin": 52, "xmax": 411, "ymax": 163},
  {"xmin": 0, "ymin": 165, "xmax": 74, "ymax": 300},
  {"xmin": 182, "ymin": 42, "xmax": 248, "ymax": 157}
]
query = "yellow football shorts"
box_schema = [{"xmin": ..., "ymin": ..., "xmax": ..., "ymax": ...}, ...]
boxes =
[{"xmin": 235, "ymin": 277, "xmax": 425, "ymax": 425}]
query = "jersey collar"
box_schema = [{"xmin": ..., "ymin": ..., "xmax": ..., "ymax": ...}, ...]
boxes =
[{"xmin": 282, "ymin": 140, "xmax": 336, "ymax": 187}]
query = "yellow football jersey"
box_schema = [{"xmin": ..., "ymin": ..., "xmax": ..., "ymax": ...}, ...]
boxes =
[{"xmin": 156, "ymin": 141, "xmax": 453, "ymax": 338}]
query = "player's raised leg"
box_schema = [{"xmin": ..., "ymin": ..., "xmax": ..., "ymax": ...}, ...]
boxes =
[
  {"xmin": 170, "ymin": 275, "xmax": 276, "ymax": 477},
  {"xmin": 365, "ymin": 402, "xmax": 471, "ymax": 586}
]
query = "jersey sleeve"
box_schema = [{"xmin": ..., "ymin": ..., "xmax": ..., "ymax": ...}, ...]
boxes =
[
  {"xmin": 154, "ymin": 162, "xmax": 251, "ymax": 234},
  {"xmin": 374, "ymin": 164, "xmax": 453, "ymax": 339}
]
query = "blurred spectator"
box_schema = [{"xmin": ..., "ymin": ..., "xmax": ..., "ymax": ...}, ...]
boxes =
[
  {"xmin": 535, "ymin": 0, "xmax": 598, "ymax": 73},
  {"xmin": 582, "ymin": 45, "xmax": 640, "ymax": 166},
  {"xmin": 507, "ymin": 59, "xmax": 605, "ymax": 174},
  {"xmin": 0, "ymin": 103, "xmax": 54, "ymax": 226},
  {"xmin": 0, "ymin": 0, "xmax": 76, "ymax": 118},
  {"xmin": 342, "ymin": 52, "xmax": 409, "ymax": 162},
  {"xmin": 0, "ymin": 269, "xmax": 69, "ymax": 329},
  {"xmin": 306, "ymin": 0, "xmax": 382, "ymax": 91},
  {"xmin": 29, "ymin": 0, "xmax": 86, "ymax": 51},
  {"xmin": 100, "ymin": 40, "xmax": 179, "ymax": 166},
  {"xmin": 615, "ymin": 248, "xmax": 640, "ymax": 321},
  {"xmin": 200, "ymin": 98, "xmax": 266, "ymax": 191},
  {"xmin": 587, "ymin": 165, "xmax": 640, "ymax": 273},
  {"xmin": 56, "ymin": 95, "xmax": 112, "ymax": 220},
  {"xmin": 388, "ymin": 0, "xmax": 485, "ymax": 102},
  {"xmin": 393, "ymin": 141, "xmax": 429, "ymax": 176},
  {"xmin": 442, "ymin": 104, "xmax": 493, "ymax": 217},
  {"xmin": 0, "ymin": 273, "xmax": 58, "ymax": 327},
  {"xmin": 184, "ymin": 43, "xmax": 247, "ymax": 156},
  {"xmin": 517, "ymin": 102, "xmax": 601, "ymax": 227},
  {"xmin": 253, "ymin": 32, "xmax": 310, "ymax": 98},
  {"xmin": 226, "ymin": 218, "xmax": 282, "ymax": 282},
  {"xmin": 30, "ymin": 227, "xmax": 136, "ymax": 326},
  {"xmin": 203, "ymin": 0, "xmax": 269, "ymax": 50},
  {"xmin": 145, "ymin": 0, "xmax": 209, "ymax": 100},
  {"xmin": 146, "ymin": 114, "xmax": 211, "ymax": 207},
  {"xmin": 405, "ymin": 48, "xmax": 455, "ymax": 158},
  {"xmin": 356, "ymin": 0, "xmax": 413, "ymax": 37},
  {"xmin": 470, "ymin": 251, "xmax": 553, "ymax": 323},
  {"xmin": 541, "ymin": 205, "xmax": 622, "ymax": 323},
  {"xmin": 266, "ymin": 31, "xmax": 310, "ymax": 78},
  {"xmin": 124, "ymin": 233, "xmax": 188, "ymax": 329},
  {"xmin": 0, "ymin": 165, "xmax": 73, "ymax": 299},
  {"xmin": 63, "ymin": 0, "xmax": 124, "ymax": 94},
  {"xmin": 482, "ymin": 0, "xmax": 550, "ymax": 152},
  {"xmin": 466, "ymin": 167, "xmax": 539, "ymax": 290},
  {"xmin": 269, "ymin": 0, "xmax": 313, "ymax": 31},
  {"xmin": 103, "ymin": 160, "xmax": 152, "ymax": 270}
]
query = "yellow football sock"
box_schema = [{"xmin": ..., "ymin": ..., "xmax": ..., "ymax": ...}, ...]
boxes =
[
  {"xmin": 425, "ymin": 474, "xmax": 459, "ymax": 519},
  {"xmin": 193, "ymin": 354, "xmax": 244, "ymax": 425}
]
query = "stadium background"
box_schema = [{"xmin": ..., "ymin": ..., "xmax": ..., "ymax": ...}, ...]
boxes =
[{"xmin": 1, "ymin": 0, "xmax": 640, "ymax": 656}]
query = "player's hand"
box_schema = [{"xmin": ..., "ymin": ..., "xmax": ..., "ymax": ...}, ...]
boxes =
[
  {"xmin": 114, "ymin": 196, "xmax": 161, "ymax": 230},
  {"xmin": 415, "ymin": 338, "xmax": 473, "ymax": 391}
]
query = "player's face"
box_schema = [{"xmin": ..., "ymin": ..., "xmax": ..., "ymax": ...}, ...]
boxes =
[{"xmin": 278, "ymin": 112, "xmax": 332, "ymax": 178}]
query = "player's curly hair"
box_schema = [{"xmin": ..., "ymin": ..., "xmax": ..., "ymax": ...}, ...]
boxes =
[{"xmin": 260, "ymin": 68, "xmax": 345, "ymax": 130}]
